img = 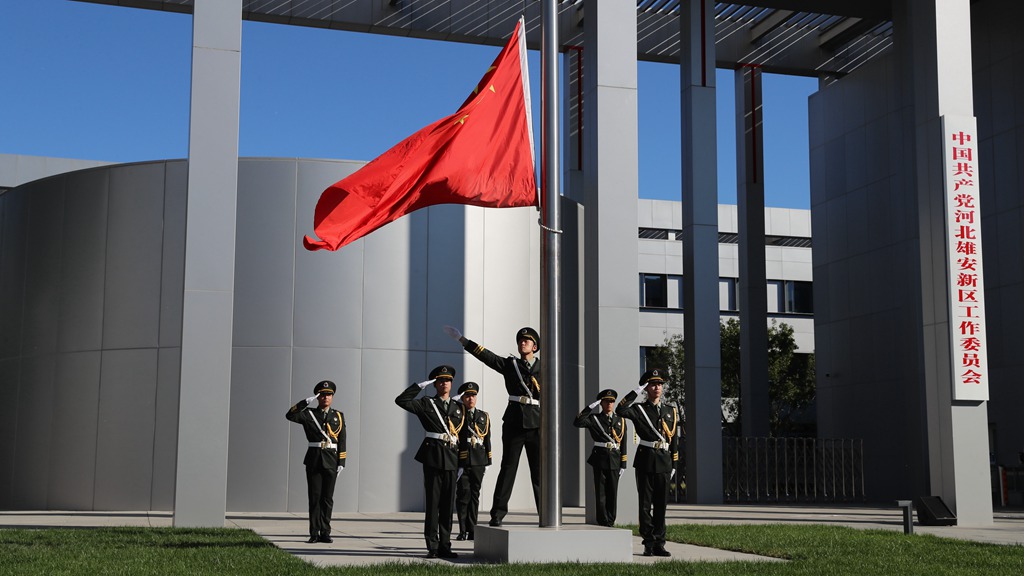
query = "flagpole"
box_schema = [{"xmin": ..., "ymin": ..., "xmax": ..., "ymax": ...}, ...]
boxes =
[{"xmin": 539, "ymin": 0, "xmax": 562, "ymax": 528}]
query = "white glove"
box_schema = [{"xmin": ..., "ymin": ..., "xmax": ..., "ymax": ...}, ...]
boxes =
[
  {"xmin": 634, "ymin": 384, "xmax": 647, "ymax": 395},
  {"xmin": 587, "ymin": 400, "xmax": 601, "ymax": 410},
  {"xmin": 304, "ymin": 395, "xmax": 319, "ymax": 406},
  {"xmin": 451, "ymin": 393, "xmax": 463, "ymax": 403},
  {"xmin": 338, "ymin": 466, "xmax": 344, "ymax": 472},
  {"xmin": 415, "ymin": 379, "xmax": 435, "ymax": 389},
  {"xmin": 619, "ymin": 468, "xmax": 625, "ymax": 477},
  {"xmin": 456, "ymin": 468, "xmax": 464, "ymax": 482},
  {"xmin": 670, "ymin": 469, "xmax": 676, "ymax": 480},
  {"xmin": 443, "ymin": 325, "xmax": 463, "ymax": 341}
]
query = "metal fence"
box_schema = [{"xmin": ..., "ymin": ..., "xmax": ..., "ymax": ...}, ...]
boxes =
[{"xmin": 722, "ymin": 437, "xmax": 866, "ymax": 503}]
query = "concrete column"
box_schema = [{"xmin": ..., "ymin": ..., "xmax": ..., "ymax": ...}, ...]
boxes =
[
  {"xmin": 173, "ymin": 0, "xmax": 242, "ymax": 527},
  {"xmin": 680, "ymin": 0, "xmax": 723, "ymax": 503},
  {"xmin": 735, "ymin": 65, "xmax": 770, "ymax": 438},
  {"xmin": 582, "ymin": 0, "xmax": 639, "ymax": 524},
  {"xmin": 897, "ymin": 0, "xmax": 992, "ymax": 526}
]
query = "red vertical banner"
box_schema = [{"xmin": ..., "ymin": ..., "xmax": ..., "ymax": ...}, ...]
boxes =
[{"xmin": 942, "ymin": 116, "xmax": 988, "ymax": 401}]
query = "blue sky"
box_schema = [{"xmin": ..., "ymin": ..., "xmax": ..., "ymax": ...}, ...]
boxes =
[{"xmin": 1, "ymin": 0, "xmax": 816, "ymax": 208}]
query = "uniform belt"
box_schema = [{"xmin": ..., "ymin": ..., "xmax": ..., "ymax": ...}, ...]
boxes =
[
  {"xmin": 598, "ymin": 442, "xmax": 620, "ymax": 450},
  {"xmin": 638, "ymin": 439, "xmax": 670, "ymax": 451},
  {"xmin": 469, "ymin": 436, "xmax": 485, "ymax": 446},
  {"xmin": 308, "ymin": 441, "xmax": 337, "ymax": 449},
  {"xmin": 508, "ymin": 395, "xmax": 540, "ymax": 406},
  {"xmin": 425, "ymin": 431, "xmax": 459, "ymax": 445}
]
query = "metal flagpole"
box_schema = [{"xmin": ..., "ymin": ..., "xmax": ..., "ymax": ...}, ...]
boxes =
[{"xmin": 539, "ymin": 0, "xmax": 562, "ymax": 528}]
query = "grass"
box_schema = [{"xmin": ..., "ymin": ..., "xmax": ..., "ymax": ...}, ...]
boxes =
[{"xmin": 1, "ymin": 524, "xmax": 1022, "ymax": 575}]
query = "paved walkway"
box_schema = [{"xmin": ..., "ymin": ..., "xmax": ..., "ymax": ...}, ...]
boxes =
[{"xmin": 2, "ymin": 504, "xmax": 1023, "ymax": 567}]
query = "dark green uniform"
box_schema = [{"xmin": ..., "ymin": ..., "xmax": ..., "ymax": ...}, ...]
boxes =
[
  {"xmin": 616, "ymin": 389, "xmax": 679, "ymax": 551},
  {"xmin": 461, "ymin": 335, "xmax": 541, "ymax": 525},
  {"xmin": 395, "ymin": 381, "xmax": 465, "ymax": 556},
  {"xmin": 573, "ymin": 405, "xmax": 627, "ymax": 527},
  {"xmin": 286, "ymin": 396, "xmax": 346, "ymax": 542},
  {"xmin": 456, "ymin": 404, "xmax": 492, "ymax": 539}
]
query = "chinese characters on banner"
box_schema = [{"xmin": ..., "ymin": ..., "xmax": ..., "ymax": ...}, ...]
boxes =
[{"xmin": 942, "ymin": 116, "xmax": 989, "ymax": 401}]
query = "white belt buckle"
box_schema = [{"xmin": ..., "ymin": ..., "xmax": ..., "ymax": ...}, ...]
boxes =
[
  {"xmin": 519, "ymin": 396, "xmax": 530, "ymax": 404},
  {"xmin": 656, "ymin": 441, "xmax": 667, "ymax": 450},
  {"xmin": 320, "ymin": 440, "xmax": 329, "ymax": 449}
]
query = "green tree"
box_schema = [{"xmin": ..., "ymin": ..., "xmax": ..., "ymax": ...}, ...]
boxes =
[{"xmin": 650, "ymin": 319, "xmax": 816, "ymax": 437}]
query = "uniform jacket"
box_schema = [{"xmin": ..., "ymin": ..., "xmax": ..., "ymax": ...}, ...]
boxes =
[
  {"xmin": 573, "ymin": 407, "xmax": 628, "ymax": 470},
  {"xmin": 462, "ymin": 339, "xmax": 541, "ymax": 430},
  {"xmin": 458, "ymin": 407, "xmax": 492, "ymax": 468},
  {"xmin": 615, "ymin": 391, "xmax": 679, "ymax": 474},
  {"xmin": 395, "ymin": 383, "xmax": 465, "ymax": 471},
  {"xmin": 286, "ymin": 399, "xmax": 347, "ymax": 469}
]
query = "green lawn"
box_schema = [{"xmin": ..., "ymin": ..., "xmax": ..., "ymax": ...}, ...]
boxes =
[{"xmin": 1, "ymin": 524, "xmax": 1021, "ymax": 575}]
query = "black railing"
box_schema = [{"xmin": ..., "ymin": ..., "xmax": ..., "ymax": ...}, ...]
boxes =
[{"xmin": 722, "ymin": 437, "xmax": 866, "ymax": 503}]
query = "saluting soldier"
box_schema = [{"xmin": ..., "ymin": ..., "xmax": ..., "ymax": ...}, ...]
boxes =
[
  {"xmin": 573, "ymin": 388, "xmax": 628, "ymax": 527},
  {"xmin": 286, "ymin": 380, "xmax": 347, "ymax": 544},
  {"xmin": 445, "ymin": 325, "xmax": 541, "ymax": 527},
  {"xmin": 616, "ymin": 369, "xmax": 678, "ymax": 557},
  {"xmin": 454, "ymin": 381, "xmax": 491, "ymax": 541},
  {"xmin": 395, "ymin": 365, "xmax": 465, "ymax": 559}
]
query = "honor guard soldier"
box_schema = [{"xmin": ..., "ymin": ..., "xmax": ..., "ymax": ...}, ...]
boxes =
[
  {"xmin": 573, "ymin": 388, "xmax": 628, "ymax": 527},
  {"xmin": 286, "ymin": 380, "xmax": 347, "ymax": 544},
  {"xmin": 444, "ymin": 325, "xmax": 541, "ymax": 527},
  {"xmin": 616, "ymin": 369, "xmax": 679, "ymax": 557},
  {"xmin": 455, "ymin": 381, "xmax": 491, "ymax": 541},
  {"xmin": 395, "ymin": 365, "xmax": 465, "ymax": 559}
]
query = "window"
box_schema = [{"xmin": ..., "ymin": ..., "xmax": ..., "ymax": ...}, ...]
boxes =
[
  {"xmin": 719, "ymin": 278, "xmax": 738, "ymax": 311},
  {"xmin": 785, "ymin": 281, "xmax": 814, "ymax": 314},
  {"xmin": 641, "ymin": 274, "xmax": 667, "ymax": 308}
]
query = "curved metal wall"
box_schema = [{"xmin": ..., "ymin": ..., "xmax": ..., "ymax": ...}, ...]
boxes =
[{"xmin": 0, "ymin": 158, "xmax": 544, "ymax": 513}]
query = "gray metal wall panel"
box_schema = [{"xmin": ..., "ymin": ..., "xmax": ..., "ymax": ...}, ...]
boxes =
[
  {"xmin": 57, "ymin": 170, "xmax": 108, "ymax": 353},
  {"xmin": 0, "ymin": 190, "xmax": 28, "ymax": 360},
  {"xmin": 361, "ymin": 211, "xmax": 429, "ymax": 352},
  {"xmin": 422, "ymin": 205, "xmax": 465, "ymax": 355},
  {"xmin": 293, "ymin": 161, "xmax": 364, "ymax": 350},
  {"xmin": 13, "ymin": 355, "xmax": 55, "ymax": 509},
  {"xmin": 49, "ymin": 351, "xmax": 101, "ymax": 509},
  {"xmin": 361, "ymin": 347, "xmax": 422, "ymax": 513},
  {"xmin": 234, "ymin": 160, "xmax": 297, "ymax": 348},
  {"xmin": 228, "ymin": 346, "xmax": 292, "ymax": 512},
  {"xmin": 94, "ymin": 348, "xmax": 158, "ymax": 510},
  {"xmin": 159, "ymin": 161, "xmax": 187, "ymax": 348},
  {"xmin": 103, "ymin": 164, "xmax": 165, "ymax": 350},
  {"xmin": 288, "ymin": 346, "xmax": 362, "ymax": 512},
  {"xmin": 0, "ymin": 358, "xmax": 20, "ymax": 508},
  {"xmin": 22, "ymin": 181, "xmax": 64, "ymax": 359},
  {"xmin": 151, "ymin": 347, "xmax": 180, "ymax": 510}
]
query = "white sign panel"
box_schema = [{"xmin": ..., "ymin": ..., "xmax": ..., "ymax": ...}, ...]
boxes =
[{"xmin": 941, "ymin": 115, "xmax": 988, "ymax": 401}]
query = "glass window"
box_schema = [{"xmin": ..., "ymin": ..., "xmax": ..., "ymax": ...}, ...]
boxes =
[
  {"xmin": 785, "ymin": 281, "xmax": 814, "ymax": 314},
  {"xmin": 719, "ymin": 278, "xmax": 737, "ymax": 311},
  {"xmin": 641, "ymin": 274, "xmax": 667, "ymax": 308}
]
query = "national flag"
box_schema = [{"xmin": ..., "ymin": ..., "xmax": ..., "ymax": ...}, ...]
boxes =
[{"xmin": 303, "ymin": 18, "xmax": 537, "ymax": 252}]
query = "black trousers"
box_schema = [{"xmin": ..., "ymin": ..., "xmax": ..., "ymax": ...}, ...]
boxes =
[
  {"xmin": 423, "ymin": 464, "xmax": 456, "ymax": 552},
  {"xmin": 305, "ymin": 465, "xmax": 338, "ymax": 538},
  {"xmin": 456, "ymin": 465, "xmax": 486, "ymax": 535},
  {"xmin": 635, "ymin": 469, "xmax": 669, "ymax": 546},
  {"xmin": 592, "ymin": 466, "xmax": 621, "ymax": 527},
  {"xmin": 490, "ymin": 424, "xmax": 541, "ymax": 522}
]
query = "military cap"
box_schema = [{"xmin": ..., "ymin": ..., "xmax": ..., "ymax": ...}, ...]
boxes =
[
  {"xmin": 639, "ymin": 368, "xmax": 666, "ymax": 387},
  {"xmin": 458, "ymin": 382, "xmax": 480, "ymax": 395},
  {"xmin": 314, "ymin": 380, "xmax": 337, "ymax": 395},
  {"xmin": 596, "ymin": 388, "xmax": 618, "ymax": 401},
  {"xmin": 429, "ymin": 364, "xmax": 456, "ymax": 381},
  {"xmin": 516, "ymin": 326, "xmax": 540, "ymax": 349}
]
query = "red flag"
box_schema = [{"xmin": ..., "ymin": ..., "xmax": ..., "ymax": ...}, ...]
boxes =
[{"xmin": 303, "ymin": 19, "xmax": 537, "ymax": 251}]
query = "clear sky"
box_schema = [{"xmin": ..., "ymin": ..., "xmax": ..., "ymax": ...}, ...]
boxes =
[{"xmin": 1, "ymin": 0, "xmax": 817, "ymax": 209}]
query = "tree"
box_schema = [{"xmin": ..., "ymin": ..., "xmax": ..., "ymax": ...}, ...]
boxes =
[{"xmin": 649, "ymin": 319, "xmax": 816, "ymax": 437}]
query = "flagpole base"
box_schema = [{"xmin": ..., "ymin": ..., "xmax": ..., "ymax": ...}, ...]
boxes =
[{"xmin": 473, "ymin": 525, "xmax": 632, "ymax": 563}]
